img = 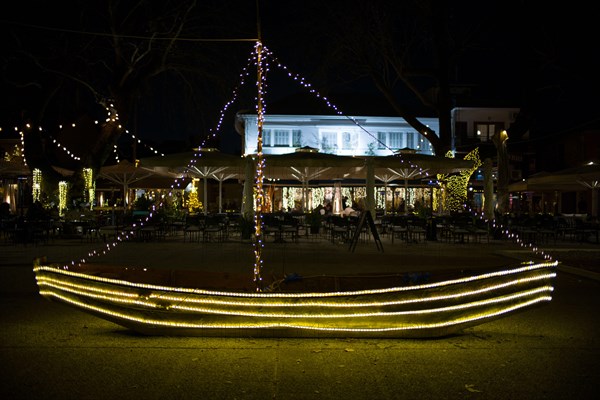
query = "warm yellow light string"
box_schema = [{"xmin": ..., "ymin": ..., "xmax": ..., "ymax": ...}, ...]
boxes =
[
  {"xmin": 32, "ymin": 168, "xmax": 42, "ymax": 202},
  {"xmin": 253, "ymin": 40, "xmax": 266, "ymax": 291},
  {"xmin": 36, "ymin": 288, "xmax": 553, "ymax": 333},
  {"xmin": 35, "ymin": 261, "xmax": 556, "ymax": 299},
  {"xmin": 82, "ymin": 168, "xmax": 94, "ymax": 209},
  {"xmin": 37, "ymin": 277, "xmax": 553, "ymax": 319},
  {"xmin": 36, "ymin": 271, "xmax": 555, "ymax": 310},
  {"xmin": 58, "ymin": 181, "xmax": 68, "ymax": 217}
]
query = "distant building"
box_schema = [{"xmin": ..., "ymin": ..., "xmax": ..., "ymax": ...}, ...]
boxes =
[
  {"xmin": 451, "ymin": 107, "xmax": 520, "ymax": 147},
  {"xmin": 236, "ymin": 114, "xmax": 439, "ymax": 157},
  {"xmin": 236, "ymin": 107, "xmax": 521, "ymax": 159}
]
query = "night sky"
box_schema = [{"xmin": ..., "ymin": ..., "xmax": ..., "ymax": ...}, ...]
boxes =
[{"xmin": 1, "ymin": 1, "xmax": 597, "ymax": 154}]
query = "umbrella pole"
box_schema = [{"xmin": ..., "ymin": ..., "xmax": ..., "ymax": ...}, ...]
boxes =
[
  {"xmin": 219, "ymin": 180, "xmax": 223, "ymax": 213},
  {"xmin": 366, "ymin": 158, "xmax": 375, "ymax": 216},
  {"xmin": 203, "ymin": 177, "xmax": 208, "ymax": 216},
  {"xmin": 592, "ymin": 187, "xmax": 598, "ymax": 218}
]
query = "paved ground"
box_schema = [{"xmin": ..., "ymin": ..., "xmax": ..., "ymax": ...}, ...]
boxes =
[{"xmin": 1, "ymin": 232, "xmax": 599, "ymax": 399}]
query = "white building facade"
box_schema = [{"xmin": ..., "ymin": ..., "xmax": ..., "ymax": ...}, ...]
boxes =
[{"xmin": 237, "ymin": 114, "xmax": 439, "ymax": 157}]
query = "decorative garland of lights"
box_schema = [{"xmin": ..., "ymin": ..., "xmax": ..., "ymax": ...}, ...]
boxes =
[
  {"xmin": 17, "ymin": 126, "xmax": 27, "ymax": 165},
  {"xmin": 253, "ymin": 41, "xmax": 267, "ymax": 291},
  {"xmin": 376, "ymin": 189, "xmax": 386, "ymax": 210},
  {"xmin": 312, "ymin": 187, "xmax": 325, "ymax": 210},
  {"xmin": 32, "ymin": 168, "xmax": 42, "ymax": 202},
  {"xmin": 439, "ymin": 148, "xmax": 482, "ymax": 213},
  {"xmin": 282, "ymin": 187, "xmax": 301, "ymax": 211},
  {"xmin": 82, "ymin": 168, "xmax": 94, "ymax": 209},
  {"xmin": 36, "ymin": 261, "xmax": 555, "ymax": 298},
  {"xmin": 58, "ymin": 181, "xmax": 68, "ymax": 217},
  {"xmin": 53, "ymin": 123, "xmax": 83, "ymax": 161},
  {"xmin": 5, "ymin": 117, "xmax": 165, "ymax": 168}
]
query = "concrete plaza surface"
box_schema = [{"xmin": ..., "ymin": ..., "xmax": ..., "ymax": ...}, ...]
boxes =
[{"xmin": 1, "ymin": 234, "xmax": 600, "ymax": 399}]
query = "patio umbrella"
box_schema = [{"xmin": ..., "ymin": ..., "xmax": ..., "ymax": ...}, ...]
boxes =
[
  {"xmin": 518, "ymin": 161, "xmax": 600, "ymax": 217},
  {"xmin": 262, "ymin": 148, "xmax": 365, "ymax": 180},
  {"xmin": 141, "ymin": 149, "xmax": 245, "ymax": 171},
  {"xmin": 98, "ymin": 160, "xmax": 155, "ymax": 206},
  {"xmin": 141, "ymin": 149, "xmax": 245, "ymax": 214},
  {"xmin": 371, "ymin": 153, "xmax": 475, "ymax": 176},
  {"xmin": 0, "ymin": 157, "xmax": 30, "ymax": 178}
]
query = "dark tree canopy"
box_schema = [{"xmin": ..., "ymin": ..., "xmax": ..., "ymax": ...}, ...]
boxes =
[{"xmin": 1, "ymin": 0, "xmax": 260, "ymax": 197}]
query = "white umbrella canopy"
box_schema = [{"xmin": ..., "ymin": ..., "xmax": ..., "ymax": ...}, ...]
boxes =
[
  {"xmin": 509, "ymin": 162, "xmax": 600, "ymax": 192},
  {"xmin": 97, "ymin": 160, "xmax": 157, "ymax": 206},
  {"xmin": 371, "ymin": 153, "xmax": 475, "ymax": 177},
  {"xmin": 141, "ymin": 149, "xmax": 246, "ymax": 214},
  {"xmin": 528, "ymin": 161, "xmax": 600, "ymax": 189},
  {"xmin": 261, "ymin": 149, "xmax": 365, "ymax": 181},
  {"xmin": 140, "ymin": 149, "xmax": 245, "ymax": 173},
  {"xmin": 510, "ymin": 161, "xmax": 600, "ymax": 217}
]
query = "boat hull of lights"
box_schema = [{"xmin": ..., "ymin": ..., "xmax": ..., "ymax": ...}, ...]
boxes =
[{"xmin": 33, "ymin": 261, "xmax": 557, "ymax": 338}]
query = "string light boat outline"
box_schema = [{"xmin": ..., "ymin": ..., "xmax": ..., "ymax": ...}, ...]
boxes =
[{"xmin": 34, "ymin": 259, "xmax": 556, "ymax": 338}]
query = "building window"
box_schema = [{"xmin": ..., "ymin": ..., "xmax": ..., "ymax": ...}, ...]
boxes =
[
  {"xmin": 388, "ymin": 132, "xmax": 402, "ymax": 149},
  {"xmin": 475, "ymin": 123, "xmax": 497, "ymax": 142},
  {"xmin": 292, "ymin": 129, "xmax": 302, "ymax": 147},
  {"xmin": 407, "ymin": 132, "xmax": 414, "ymax": 148},
  {"xmin": 377, "ymin": 132, "xmax": 386, "ymax": 149},
  {"xmin": 273, "ymin": 129, "xmax": 289, "ymax": 146},
  {"xmin": 376, "ymin": 131, "xmax": 405, "ymax": 150},
  {"xmin": 263, "ymin": 128, "xmax": 302, "ymax": 147},
  {"xmin": 341, "ymin": 131, "xmax": 358, "ymax": 150},
  {"xmin": 320, "ymin": 131, "xmax": 338, "ymax": 153},
  {"xmin": 263, "ymin": 129, "xmax": 272, "ymax": 147}
]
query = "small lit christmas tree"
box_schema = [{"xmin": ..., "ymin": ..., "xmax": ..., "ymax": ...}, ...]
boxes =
[{"xmin": 187, "ymin": 185, "xmax": 203, "ymax": 213}]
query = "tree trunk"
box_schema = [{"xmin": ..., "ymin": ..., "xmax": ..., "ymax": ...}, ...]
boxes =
[{"xmin": 492, "ymin": 130, "xmax": 510, "ymax": 214}]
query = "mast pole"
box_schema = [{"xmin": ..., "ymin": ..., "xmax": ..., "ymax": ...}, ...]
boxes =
[{"xmin": 253, "ymin": 1, "xmax": 265, "ymax": 291}]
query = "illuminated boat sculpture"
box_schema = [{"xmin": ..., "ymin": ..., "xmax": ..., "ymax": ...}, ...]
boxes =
[
  {"xmin": 33, "ymin": 260, "xmax": 556, "ymax": 338},
  {"xmin": 31, "ymin": 42, "xmax": 557, "ymax": 338}
]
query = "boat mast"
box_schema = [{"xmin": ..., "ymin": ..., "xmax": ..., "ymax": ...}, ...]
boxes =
[{"xmin": 253, "ymin": 1, "xmax": 265, "ymax": 291}]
